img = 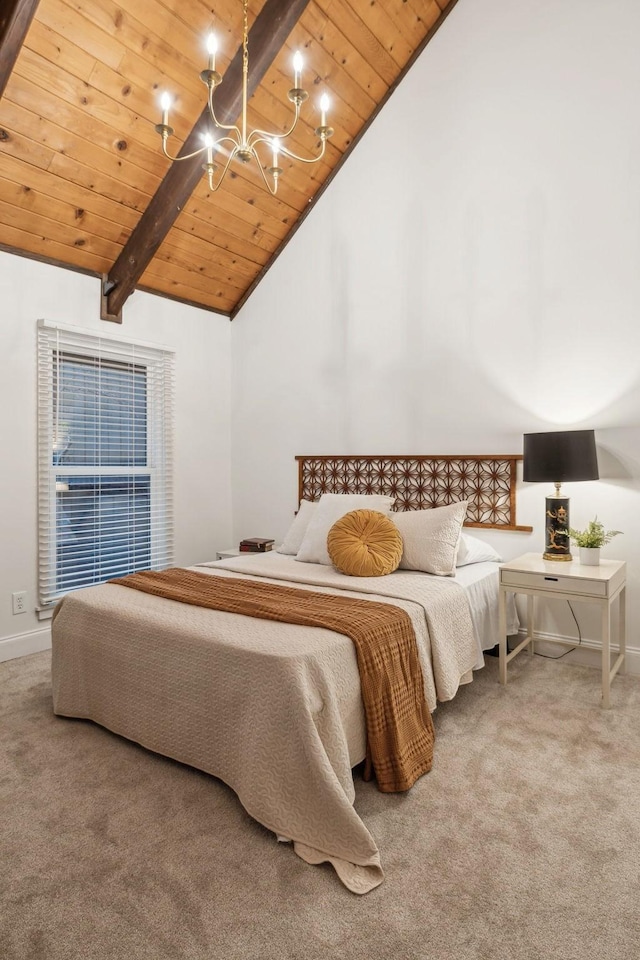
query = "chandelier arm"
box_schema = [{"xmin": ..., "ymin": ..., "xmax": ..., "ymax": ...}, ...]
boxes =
[
  {"xmin": 247, "ymin": 105, "xmax": 302, "ymax": 148},
  {"xmin": 249, "ymin": 134, "xmax": 279, "ymax": 151},
  {"xmin": 206, "ymin": 146, "xmax": 239, "ymax": 193},
  {"xmin": 213, "ymin": 135, "xmax": 243, "ymax": 152},
  {"xmin": 251, "ymin": 145, "xmax": 279, "ymax": 197},
  {"xmin": 206, "ymin": 87, "xmax": 242, "ymax": 136},
  {"xmin": 161, "ymin": 140, "xmax": 208, "ymax": 163},
  {"xmin": 276, "ymin": 138, "xmax": 328, "ymax": 165},
  {"xmin": 247, "ymin": 128, "xmax": 283, "ymax": 149}
]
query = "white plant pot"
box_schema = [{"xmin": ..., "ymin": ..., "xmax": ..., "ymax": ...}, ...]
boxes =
[{"xmin": 579, "ymin": 546, "xmax": 600, "ymax": 566}]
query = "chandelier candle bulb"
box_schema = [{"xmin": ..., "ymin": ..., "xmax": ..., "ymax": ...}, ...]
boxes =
[
  {"xmin": 320, "ymin": 93, "xmax": 329, "ymax": 127},
  {"xmin": 293, "ymin": 51, "xmax": 303, "ymax": 88},
  {"xmin": 272, "ymin": 138, "xmax": 279, "ymax": 167},
  {"xmin": 207, "ymin": 34, "xmax": 217, "ymax": 72},
  {"xmin": 160, "ymin": 92, "xmax": 170, "ymax": 127}
]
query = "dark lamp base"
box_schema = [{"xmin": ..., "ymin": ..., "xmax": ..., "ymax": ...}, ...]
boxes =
[{"xmin": 544, "ymin": 494, "xmax": 571, "ymax": 562}]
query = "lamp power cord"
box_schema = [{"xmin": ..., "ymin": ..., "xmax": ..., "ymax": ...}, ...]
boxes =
[{"xmin": 533, "ymin": 600, "xmax": 582, "ymax": 660}]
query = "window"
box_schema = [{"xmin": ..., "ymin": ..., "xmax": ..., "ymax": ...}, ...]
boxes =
[{"xmin": 37, "ymin": 321, "xmax": 174, "ymax": 612}]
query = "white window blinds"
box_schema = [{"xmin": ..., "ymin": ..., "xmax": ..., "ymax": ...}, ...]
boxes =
[{"xmin": 37, "ymin": 320, "xmax": 174, "ymax": 610}]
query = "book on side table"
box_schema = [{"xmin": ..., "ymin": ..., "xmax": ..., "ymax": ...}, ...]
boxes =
[{"xmin": 239, "ymin": 538, "xmax": 274, "ymax": 553}]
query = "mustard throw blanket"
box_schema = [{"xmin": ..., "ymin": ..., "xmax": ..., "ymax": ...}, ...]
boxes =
[{"xmin": 110, "ymin": 567, "xmax": 435, "ymax": 793}]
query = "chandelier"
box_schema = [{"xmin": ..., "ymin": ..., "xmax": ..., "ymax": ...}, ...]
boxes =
[{"xmin": 154, "ymin": 0, "xmax": 333, "ymax": 196}]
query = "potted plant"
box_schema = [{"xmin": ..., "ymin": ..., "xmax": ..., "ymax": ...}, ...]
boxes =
[{"xmin": 565, "ymin": 517, "xmax": 622, "ymax": 566}]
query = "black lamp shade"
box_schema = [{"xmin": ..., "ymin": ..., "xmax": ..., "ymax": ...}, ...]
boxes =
[{"xmin": 523, "ymin": 430, "xmax": 599, "ymax": 483}]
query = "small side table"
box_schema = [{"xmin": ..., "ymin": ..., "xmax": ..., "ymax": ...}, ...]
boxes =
[
  {"xmin": 498, "ymin": 552, "xmax": 626, "ymax": 708},
  {"xmin": 215, "ymin": 549, "xmax": 242, "ymax": 560}
]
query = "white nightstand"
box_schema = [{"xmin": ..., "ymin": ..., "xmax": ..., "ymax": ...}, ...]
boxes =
[
  {"xmin": 215, "ymin": 549, "xmax": 241, "ymax": 560},
  {"xmin": 498, "ymin": 552, "xmax": 626, "ymax": 708}
]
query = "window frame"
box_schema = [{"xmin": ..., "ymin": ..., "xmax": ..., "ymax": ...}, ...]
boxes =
[{"xmin": 37, "ymin": 320, "xmax": 174, "ymax": 615}]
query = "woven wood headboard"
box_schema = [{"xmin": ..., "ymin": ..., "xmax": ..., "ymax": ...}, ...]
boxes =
[{"xmin": 296, "ymin": 455, "xmax": 532, "ymax": 532}]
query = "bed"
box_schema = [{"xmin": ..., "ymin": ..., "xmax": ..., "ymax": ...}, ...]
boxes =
[{"xmin": 51, "ymin": 454, "xmax": 525, "ymax": 894}]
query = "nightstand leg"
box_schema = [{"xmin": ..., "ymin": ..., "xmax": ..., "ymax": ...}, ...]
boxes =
[
  {"xmin": 499, "ymin": 588, "xmax": 507, "ymax": 685},
  {"xmin": 601, "ymin": 602, "xmax": 611, "ymax": 710},
  {"xmin": 619, "ymin": 586, "xmax": 627, "ymax": 676},
  {"xmin": 527, "ymin": 594, "xmax": 534, "ymax": 656}
]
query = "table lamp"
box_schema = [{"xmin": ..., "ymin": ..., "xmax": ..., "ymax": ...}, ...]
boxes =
[{"xmin": 523, "ymin": 430, "xmax": 599, "ymax": 561}]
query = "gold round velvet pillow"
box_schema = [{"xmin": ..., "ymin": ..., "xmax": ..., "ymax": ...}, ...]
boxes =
[{"xmin": 327, "ymin": 509, "xmax": 403, "ymax": 577}]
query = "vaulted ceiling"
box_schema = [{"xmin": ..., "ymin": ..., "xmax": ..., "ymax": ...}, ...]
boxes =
[{"xmin": 0, "ymin": 0, "xmax": 457, "ymax": 320}]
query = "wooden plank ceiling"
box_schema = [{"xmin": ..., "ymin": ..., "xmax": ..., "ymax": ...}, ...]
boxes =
[{"xmin": 0, "ymin": 0, "xmax": 457, "ymax": 319}]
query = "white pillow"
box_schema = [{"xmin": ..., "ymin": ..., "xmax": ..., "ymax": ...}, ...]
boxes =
[
  {"xmin": 455, "ymin": 533, "xmax": 502, "ymax": 566},
  {"xmin": 277, "ymin": 500, "xmax": 317, "ymax": 555},
  {"xmin": 393, "ymin": 501, "xmax": 468, "ymax": 576},
  {"xmin": 296, "ymin": 493, "xmax": 395, "ymax": 565}
]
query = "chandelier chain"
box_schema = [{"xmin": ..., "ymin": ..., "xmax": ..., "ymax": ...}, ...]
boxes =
[{"xmin": 242, "ymin": 0, "xmax": 249, "ymax": 76}]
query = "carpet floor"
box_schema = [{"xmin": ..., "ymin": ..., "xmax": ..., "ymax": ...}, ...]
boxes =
[{"xmin": 2, "ymin": 649, "xmax": 640, "ymax": 960}]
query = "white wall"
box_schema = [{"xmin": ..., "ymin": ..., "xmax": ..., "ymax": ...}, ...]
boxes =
[
  {"xmin": 230, "ymin": 0, "xmax": 640, "ymax": 661},
  {"xmin": 0, "ymin": 252, "xmax": 232, "ymax": 660}
]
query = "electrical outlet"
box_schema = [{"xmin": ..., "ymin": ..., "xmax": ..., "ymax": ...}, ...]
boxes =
[{"xmin": 12, "ymin": 591, "xmax": 27, "ymax": 615}]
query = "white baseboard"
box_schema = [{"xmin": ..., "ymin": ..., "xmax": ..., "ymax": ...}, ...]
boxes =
[
  {"xmin": 514, "ymin": 628, "xmax": 640, "ymax": 676},
  {"xmin": 0, "ymin": 626, "xmax": 51, "ymax": 663}
]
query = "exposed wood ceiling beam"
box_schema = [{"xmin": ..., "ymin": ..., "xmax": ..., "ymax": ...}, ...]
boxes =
[
  {"xmin": 0, "ymin": 0, "xmax": 40, "ymax": 100},
  {"xmin": 104, "ymin": 0, "xmax": 311, "ymax": 320}
]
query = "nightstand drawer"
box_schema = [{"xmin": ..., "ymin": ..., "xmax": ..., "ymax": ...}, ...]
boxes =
[{"xmin": 500, "ymin": 569, "xmax": 607, "ymax": 598}]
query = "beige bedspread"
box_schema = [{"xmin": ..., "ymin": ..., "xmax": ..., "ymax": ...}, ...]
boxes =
[{"xmin": 51, "ymin": 554, "xmax": 478, "ymax": 894}]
